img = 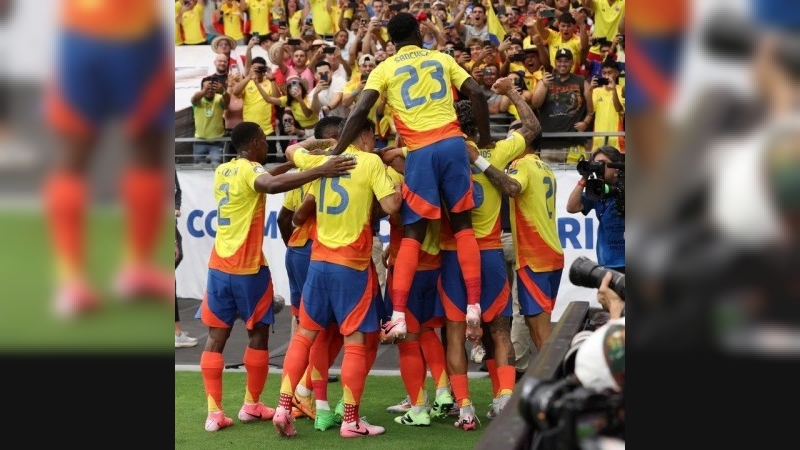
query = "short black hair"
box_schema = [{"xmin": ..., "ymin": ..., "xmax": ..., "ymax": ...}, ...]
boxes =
[
  {"xmin": 591, "ymin": 145, "xmax": 624, "ymax": 163},
  {"xmin": 559, "ymin": 14, "xmax": 576, "ymax": 25},
  {"xmin": 387, "ymin": 12, "xmax": 419, "ymax": 43},
  {"xmin": 231, "ymin": 122, "xmax": 262, "ymax": 150},
  {"xmin": 601, "ymin": 57, "xmax": 620, "ymax": 71},
  {"xmin": 337, "ymin": 117, "xmax": 375, "ymax": 140},
  {"xmin": 314, "ymin": 116, "xmax": 345, "ymax": 139},
  {"xmin": 200, "ymin": 76, "xmax": 215, "ymax": 87},
  {"xmin": 315, "ymin": 60, "xmax": 332, "ymax": 72},
  {"xmin": 455, "ymin": 100, "xmax": 478, "ymax": 137},
  {"xmin": 251, "ymin": 56, "xmax": 267, "ymax": 66}
]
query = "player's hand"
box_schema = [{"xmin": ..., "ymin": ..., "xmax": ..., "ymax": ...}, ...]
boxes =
[
  {"xmin": 476, "ymin": 138, "xmax": 496, "ymax": 151},
  {"xmin": 319, "ymin": 155, "xmax": 358, "ymax": 176},
  {"xmin": 465, "ymin": 141, "xmax": 480, "ymax": 162},
  {"xmin": 491, "ymin": 77, "xmax": 514, "ymax": 95}
]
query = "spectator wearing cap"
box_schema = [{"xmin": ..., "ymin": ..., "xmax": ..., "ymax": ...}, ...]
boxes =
[
  {"xmin": 533, "ymin": 4, "xmax": 584, "ymax": 73},
  {"xmin": 590, "ymin": 59, "xmax": 624, "ymax": 152},
  {"xmin": 210, "ymin": 35, "xmax": 246, "ymax": 75},
  {"xmin": 191, "ymin": 76, "xmax": 230, "ymax": 166},
  {"xmin": 532, "ymin": 48, "xmax": 593, "ymax": 165},
  {"xmin": 215, "ymin": 0, "xmax": 246, "ymax": 45},
  {"xmin": 517, "ymin": 47, "xmax": 544, "ymax": 93},
  {"xmin": 177, "ymin": 0, "xmax": 207, "ymax": 45}
]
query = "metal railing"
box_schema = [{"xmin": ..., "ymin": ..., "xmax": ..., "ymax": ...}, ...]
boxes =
[{"xmin": 175, "ymin": 131, "xmax": 625, "ymax": 168}]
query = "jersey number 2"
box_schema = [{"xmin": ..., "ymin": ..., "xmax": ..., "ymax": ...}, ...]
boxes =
[
  {"xmin": 395, "ymin": 61, "xmax": 447, "ymax": 110},
  {"xmin": 217, "ymin": 183, "xmax": 231, "ymax": 227}
]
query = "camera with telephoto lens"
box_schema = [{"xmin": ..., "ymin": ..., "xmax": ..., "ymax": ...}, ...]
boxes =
[
  {"xmin": 576, "ymin": 157, "xmax": 625, "ymax": 217},
  {"xmin": 569, "ymin": 256, "xmax": 625, "ymax": 301},
  {"xmin": 519, "ymin": 376, "xmax": 625, "ymax": 450}
]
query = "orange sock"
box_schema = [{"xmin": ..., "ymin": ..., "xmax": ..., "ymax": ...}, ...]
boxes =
[
  {"xmin": 279, "ymin": 333, "xmax": 313, "ymax": 410},
  {"xmin": 454, "ymin": 229, "xmax": 481, "ymax": 306},
  {"xmin": 341, "ymin": 343, "xmax": 367, "ymax": 423},
  {"xmin": 419, "ymin": 330, "xmax": 448, "ymax": 391},
  {"xmin": 450, "ymin": 373, "xmax": 472, "ymax": 408},
  {"xmin": 497, "ymin": 364, "xmax": 517, "ymax": 397},
  {"xmin": 365, "ymin": 330, "xmax": 379, "ymax": 372},
  {"xmin": 398, "ymin": 341, "xmax": 426, "ymax": 407},
  {"xmin": 200, "ymin": 351, "xmax": 225, "ymax": 412},
  {"xmin": 120, "ymin": 167, "xmax": 166, "ymax": 265},
  {"xmin": 391, "ymin": 238, "xmax": 421, "ymax": 313},
  {"xmin": 44, "ymin": 172, "xmax": 87, "ymax": 281},
  {"xmin": 243, "ymin": 347, "xmax": 269, "ymax": 404},
  {"xmin": 485, "ymin": 359, "xmax": 500, "ymax": 397},
  {"xmin": 309, "ymin": 326, "xmax": 335, "ymax": 402}
]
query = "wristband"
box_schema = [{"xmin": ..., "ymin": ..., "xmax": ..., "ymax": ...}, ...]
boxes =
[
  {"xmin": 474, "ymin": 156, "xmax": 491, "ymax": 172},
  {"xmin": 577, "ymin": 179, "xmax": 586, "ymax": 187}
]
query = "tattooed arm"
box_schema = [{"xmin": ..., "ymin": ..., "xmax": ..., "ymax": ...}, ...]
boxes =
[{"xmin": 465, "ymin": 143, "xmax": 522, "ymax": 197}]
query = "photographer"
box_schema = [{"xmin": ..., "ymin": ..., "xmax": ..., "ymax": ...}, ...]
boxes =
[{"xmin": 567, "ymin": 146, "xmax": 625, "ymax": 273}]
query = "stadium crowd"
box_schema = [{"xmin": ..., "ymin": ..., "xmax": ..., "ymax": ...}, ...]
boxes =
[
  {"xmin": 176, "ymin": 0, "xmax": 625, "ymax": 441},
  {"xmin": 178, "ymin": 0, "xmax": 625, "ymax": 165}
]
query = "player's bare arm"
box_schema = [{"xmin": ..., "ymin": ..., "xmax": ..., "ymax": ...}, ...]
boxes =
[
  {"xmin": 466, "ymin": 142, "xmax": 521, "ymax": 197},
  {"xmin": 459, "ymin": 78, "xmax": 494, "ymax": 149},
  {"xmin": 292, "ymin": 193, "xmax": 317, "ymax": 227},
  {"xmin": 492, "ymin": 77, "xmax": 542, "ymax": 143},
  {"xmin": 330, "ymin": 90, "xmax": 380, "ymax": 155},
  {"xmin": 254, "ymin": 157, "xmax": 356, "ymax": 193},
  {"xmin": 377, "ymin": 183, "xmax": 403, "ymax": 215}
]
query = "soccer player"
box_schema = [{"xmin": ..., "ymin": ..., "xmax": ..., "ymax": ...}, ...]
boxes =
[
  {"xmin": 277, "ymin": 116, "xmax": 348, "ymax": 430},
  {"xmin": 441, "ymin": 76, "xmax": 541, "ymax": 428},
  {"xmin": 372, "ymin": 158, "xmax": 453, "ymax": 427},
  {"xmin": 199, "ymin": 122, "xmax": 356, "ymax": 432},
  {"xmin": 43, "ymin": 0, "xmax": 172, "ymax": 316},
  {"xmin": 273, "ymin": 118, "xmax": 402, "ymax": 438},
  {"xmin": 329, "ymin": 12, "xmax": 493, "ymax": 344},
  {"xmin": 466, "ymin": 88, "xmax": 565, "ymax": 379}
]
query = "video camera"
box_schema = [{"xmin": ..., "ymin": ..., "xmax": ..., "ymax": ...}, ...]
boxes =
[
  {"xmin": 519, "ymin": 376, "xmax": 625, "ymax": 450},
  {"xmin": 576, "ymin": 158, "xmax": 625, "ymax": 217},
  {"xmin": 569, "ymin": 256, "xmax": 625, "ymax": 301}
]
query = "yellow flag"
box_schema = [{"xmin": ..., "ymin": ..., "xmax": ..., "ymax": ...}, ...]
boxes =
[{"xmin": 485, "ymin": 3, "xmax": 507, "ymax": 42}]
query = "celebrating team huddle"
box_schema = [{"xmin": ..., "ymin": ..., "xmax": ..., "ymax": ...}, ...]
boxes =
[{"xmin": 197, "ymin": 12, "xmax": 562, "ymax": 439}]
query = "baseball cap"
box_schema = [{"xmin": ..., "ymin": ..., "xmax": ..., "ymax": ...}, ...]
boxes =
[
  {"xmin": 574, "ymin": 318, "xmax": 625, "ymax": 392},
  {"xmin": 358, "ymin": 54, "xmax": 376, "ymax": 65},
  {"xmin": 555, "ymin": 48, "xmax": 573, "ymax": 60}
]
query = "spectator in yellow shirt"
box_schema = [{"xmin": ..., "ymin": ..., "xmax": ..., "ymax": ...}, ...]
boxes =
[{"xmin": 590, "ymin": 59, "xmax": 625, "ymax": 152}]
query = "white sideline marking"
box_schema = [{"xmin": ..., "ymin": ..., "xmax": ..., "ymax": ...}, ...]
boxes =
[{"xmin": 175, "ymin": 365, "xmax": 489, "ymax": 378}]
